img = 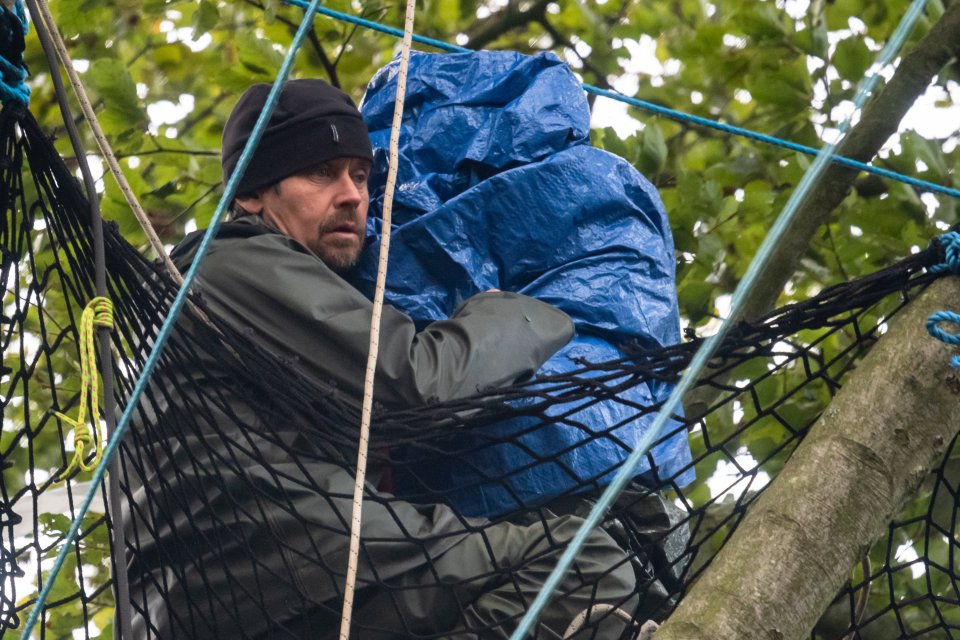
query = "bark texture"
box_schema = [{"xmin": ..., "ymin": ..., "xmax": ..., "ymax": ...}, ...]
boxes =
[{"xmin": 656, "ymin": 274, "xmax": 960, "ymax": 640}]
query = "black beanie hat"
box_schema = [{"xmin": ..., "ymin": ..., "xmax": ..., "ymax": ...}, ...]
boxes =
[{"xmin": 221, "ymin": 79, "xmax": 374, "ymax": 194}]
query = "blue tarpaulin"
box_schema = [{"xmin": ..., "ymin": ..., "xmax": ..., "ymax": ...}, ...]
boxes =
[{"xmin": 353, "ymin": 50, "xmax": 694, "ymax": 517}]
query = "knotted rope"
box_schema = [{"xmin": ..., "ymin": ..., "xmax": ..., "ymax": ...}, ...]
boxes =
[
  {"xmin": 926, "ymin": 231, "xmax": 960, "ymax": 367},
  {"xmin": 55, "ymin": 296, "xmax": 113, "ymax": 478},
  {"xmin": 0, "ymin": 0, "xmax": 29, "ymax": 106}
]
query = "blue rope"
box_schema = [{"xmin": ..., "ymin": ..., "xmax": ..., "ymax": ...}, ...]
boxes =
[
  {"xmin": 14, "ymin": 0, "xmax": 946, "ymax": 634},
  {"xmin": 927, "ymin": 310, "xmax": 960, "ymax": 367},
  {"xmin": 505, "ymin": 0, "xmax": 931, "ymax": 636},
  {"xmin": 284, "ymin": 0, "xmax": 960, "ymax": 201},
  {"xmin": 927, "ymin": 231, "xmax": 960, "ymax": 367},
  {"xmin": 929, "ymin": 230, "xmax": 960, "ymax": 275},
  {"xmin": 18, "ymin": 0, "xmax": 324, "ymax": 635},
  {"xmin": 581, "ymin": 84, "xmax": 960, "ymax": 200},
  {"xmin": 0, "ymin": 0, "xmax": 30, "ymax": 106},
  {"xmin": 12, "ymin": 0, "xmax": 27, "ymax": 27}
]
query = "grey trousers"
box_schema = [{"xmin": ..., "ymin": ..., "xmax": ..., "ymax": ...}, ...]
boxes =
[
  {"xmin": 289, "ymin": 513, "xmax": 637, "ymax": 640},
  {"xmin": 278, "ymin": 487, "xmax": 688, "ymax": 640}
]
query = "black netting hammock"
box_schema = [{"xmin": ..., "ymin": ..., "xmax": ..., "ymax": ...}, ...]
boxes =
[{"xmin": 1, "ymin": 101, "xmax": 959, "ymax": 640}]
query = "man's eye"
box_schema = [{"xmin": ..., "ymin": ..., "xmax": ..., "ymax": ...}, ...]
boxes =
[{"xmin": 353, "ymin": 172, "xmax": 369, "ymax": 184}]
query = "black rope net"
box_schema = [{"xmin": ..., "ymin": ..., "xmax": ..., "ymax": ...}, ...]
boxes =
[{"xmin": 1, "ymin": 103, "xmax": 958, "ymax": 640}]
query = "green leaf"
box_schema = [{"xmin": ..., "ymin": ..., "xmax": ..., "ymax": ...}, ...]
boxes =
[
  {"xmin": 53, "ymin": 0, "xmax": 113, "ymax": 40},
  {"xmin": 434, "ymin": 0, "xmax": 460, "ymax": 33},
  {"xmin": 235, "ymin": 31, "xmax": 285, "ymax": 82},
  {"xmin": 11, "ymin": 2, "xmax": 960, "ymax": 635},
  {"xmin": 678, "ymin": 279, "xmax": 714, "ymax": 324},
  {"xmin": 832, "ymin": 37, "xmax": 873, "ymax": 81},
  {"xmin": 736, "ymin": 4, "xmax": 787, "ymax": 41},
  {"xmin": 38, "ymin": 512, "xmax": 73, "ymax": 536},
  {"xmin": 262, "ymin": 0, "xmax": 280, "ymax": 23},
  {"xmin": 901, "ymin": 130, "xmax": 950, "ymax": 180},
  {"xmin": 192, "ymin": 0, "xmax": 221, "ymax": 36},
  {"xmin": 86, "ymin": 58, "xmax": 147, "ymax": 131},
  {"xmin": 744, "ymin": 72, "xmax": 809, "ymax": 114},
  {"xmin": 637, "ymin": 122, "xmax": 668, "ymax": 177},
  {"xmin": 738, "ymin": 180, "xmax": 776, "ymax": 223}
]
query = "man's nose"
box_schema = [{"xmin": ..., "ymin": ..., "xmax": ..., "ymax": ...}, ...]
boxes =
[{"xmin": 333, "ymin": 170, "xmax": 363, "ymax": 207}]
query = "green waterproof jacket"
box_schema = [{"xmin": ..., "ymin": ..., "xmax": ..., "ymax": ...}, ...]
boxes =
[{"xmin": 125, "ymin": 215, "xmax": 574, "ymax": 638}]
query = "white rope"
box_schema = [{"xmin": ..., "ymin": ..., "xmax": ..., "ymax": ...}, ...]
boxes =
[
  {"xmin": 30, "ymin": 0, "xmax": 238, "ymax": 344},
  {"xmin": 562, "ymin": 604, "xmax": 634, "ymax": 638},
  {"xmin": 562, "ymin": 605, "xmax": 660, "ymax": 640},
  {"xmin": 338, "ymin": 0, "xmax": 417, "ymax": 636},
  {"xmin": 32, "ymin": 0, "xmax": 184, "ymax": 286}
]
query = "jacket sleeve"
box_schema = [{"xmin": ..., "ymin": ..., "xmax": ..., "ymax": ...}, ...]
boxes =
[{"xmin": 193, "ymin": 233, "xmax": 574, "ymax": 410}]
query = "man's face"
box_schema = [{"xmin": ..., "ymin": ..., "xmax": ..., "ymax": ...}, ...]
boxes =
[{"xmin": 237, "ymin": 157, "xmax": 371, "ymax": 271}]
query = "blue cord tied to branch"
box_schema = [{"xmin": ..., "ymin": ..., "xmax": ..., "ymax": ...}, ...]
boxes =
[
  {"xmin": 929, "ymin": 231, "xmax": 960, "ymax": 275},
  {"xmin": 0, "ymin": 0, "xmax": 30, "ymax": 106},
  {"xmin": 927, "ymin": 231, "xmax": 960, "ymax": 367}
]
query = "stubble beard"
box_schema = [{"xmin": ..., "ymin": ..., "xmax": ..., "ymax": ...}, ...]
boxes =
[{"xmin": 312, "ymin": 207, "xmax": 363, "ymax": 273}]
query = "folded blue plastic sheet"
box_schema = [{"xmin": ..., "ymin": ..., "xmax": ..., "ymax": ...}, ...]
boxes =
[{"xmin": 353, "ymin": 50, "xmax": 694, "ymax": 517}]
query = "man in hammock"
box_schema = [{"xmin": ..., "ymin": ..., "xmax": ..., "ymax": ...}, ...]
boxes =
[{"xmin": 125, "ymin": 78, "xmax": 642, "ymax": 640}]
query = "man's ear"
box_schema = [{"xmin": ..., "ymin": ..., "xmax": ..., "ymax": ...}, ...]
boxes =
[{"xmin": 234, "ymin": 193, "xmax": 264, "ymax": 216}]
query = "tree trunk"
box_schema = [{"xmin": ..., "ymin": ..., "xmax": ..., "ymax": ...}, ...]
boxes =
[
  {"xmin": 656, "ymin": 274, "xmax": 960, "ymax": 640},
  {"xmin": 684, "ymin": 0, "xmax": 960, "ymax": 419}
]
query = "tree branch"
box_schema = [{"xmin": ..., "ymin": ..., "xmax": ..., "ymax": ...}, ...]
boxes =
[
  {"xmin": 176, "ymin": 92, "xmax": 229, "ymax": 139},
  {"xmin": 737, "ymin": 0, "xmax": 960, "ymax": 322},
  {"xmin": 683, "ymin": 2, "xmax": 960, "ymax": 418},
  {"xmin": 114, "ymin": 148, "xmax": 219, "ymax": 158},
  {"xmin": 536, "ymin": 17, "xmax": 612, "ymax": 92},
  {"xmin": 243, "ymin": 0, "xmax": 340, "ymax": 85},
  {"xmin": 464, "ymin": 0, "xmax": 553, "ymax": 49},
  {"xmin": 657, "ymin": 273, "xmax": 960, "ymax": 640}
]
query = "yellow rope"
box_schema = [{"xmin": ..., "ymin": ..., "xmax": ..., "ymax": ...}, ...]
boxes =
[{"xmin": 56, "ymin": 296, "xmax": 113, "ymax": 478}]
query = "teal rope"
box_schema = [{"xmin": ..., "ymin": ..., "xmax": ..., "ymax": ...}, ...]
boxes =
[
  {"xmin": 582, "ymin": 83, "xmax": 960, "ymax": 200},
  {"xmin": 0, "ymin": 0, "xmax": 30, "ymax": 106},
  {"xmin": 926, "ymin": 311, "xmax": 960, "ymax": 367},
  {"xmin": 12, "ymin": 0, "xmax": 27, "ymax": 26},
  {"xmin": 13, "ymin": 1, "xmax": 943, "ymax": 635},
  {"xmin": 284, "ymin": 0, "xmax": 960, "ymax": 201},
  {"xmin": 506, "ymin": 0, "xmax": 931, "ymax": 637},
  {"xmin": 929, "ymin": 231, "xmax": 960, "ymax": 275},
  {"xmin": 926, "ymin": 231, "xmax": 960, "ymax": 367},
  {"xmin": 18, "ymin": 0, "xmax": 324, "ymax": 636}
]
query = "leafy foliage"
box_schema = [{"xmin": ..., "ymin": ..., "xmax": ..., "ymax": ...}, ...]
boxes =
[{"xmin": 6, "ymin": 0, "xmax": 959, "ymax": 638}]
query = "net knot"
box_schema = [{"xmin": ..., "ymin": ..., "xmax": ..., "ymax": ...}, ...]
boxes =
[
  {"xmin": 0, "ymin": 0, "xmax": 29, "ymax": 107},
  {"xmin": 55, "ymin": 296, "xmax": 113, "ymax": 479}
]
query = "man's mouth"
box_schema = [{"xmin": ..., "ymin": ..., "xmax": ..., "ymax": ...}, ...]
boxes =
[{"xmin": 322, "ymin": 218, "xmax": 361, "ymax": 243}]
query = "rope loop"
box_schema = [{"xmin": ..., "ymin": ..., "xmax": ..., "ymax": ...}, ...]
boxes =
[
  {"xmin": 0, "ymin": 0, "xmax": 30, "ymax": 106},
  {"xmin": 56, "ymin": 296, "xmax": 114, "ymax": 479},
  {"xmin": 927, "ymin": 232, "xmax": 960, "ymax": 367},
  {"xmin": 930, "ymin": 231, "xmax": 960, "ymax": 275},
  {"xmin": 927, "ymin": 310, "xmax": 960, "ymax": 368}
]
